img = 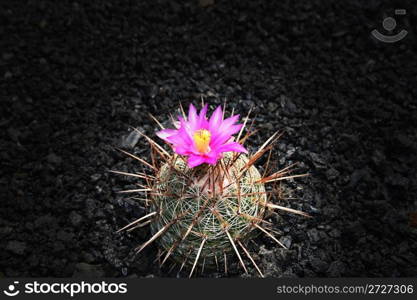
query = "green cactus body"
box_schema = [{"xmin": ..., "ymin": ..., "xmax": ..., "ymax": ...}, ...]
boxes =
[
  {"xmin": 150, "ymin": 152, "xmax": 266, "ymax": 268},
  {"xmin": 113, "ymin": 105, "xmax": 306, "ymax": 277}
]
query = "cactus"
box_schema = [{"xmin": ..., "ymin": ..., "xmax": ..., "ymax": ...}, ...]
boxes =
[{"xmin": 112, "ymin": 103, "xmax": 308, "ymax": 277}]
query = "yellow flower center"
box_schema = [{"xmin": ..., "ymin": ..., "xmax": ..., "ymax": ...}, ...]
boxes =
[{"xmin": 193, "ymin": 129, "xmax": 211, "ymax": 153}]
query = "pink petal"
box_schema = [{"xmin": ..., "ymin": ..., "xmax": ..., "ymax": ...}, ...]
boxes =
[
  {"xmin": 205, "ymin": 155, "xmax": 219, "ymax": 165},
  {"xmin": 209, "ymin": 114, "xmax": 237, "ymax": 135},
  {"xmin": 217, "ymin": 116, "xmax": 241, "ymax": 136},
  {"xmin": 210, "ymin": 124, "xmax": 243, "ymax": 147},
  {"xmin": 199, "ymin": 104, "xmax": 208, "ymax": 118},
  {"xmin": 174, "ymin": 145, "xmax": 192, "ymax": 155},
  {"xmin": 177, "ymin": 118, "xmax": 194, "ymax": 143},
  {"xmin": 156, "ymin": 129, "xmax": 177, "ymax": 141},
  {"xmin": 209, "ymin": 106, "xmax": 223, "ymax": 131},
  {"xmin": 222, "ymin": 114, "xmax": 240, "ymax": 127},
  {"xmin": 166, "ymin": 121, "xmax": 195, "ymax": 146},
  {"xmin": 187, "ymin": 155, "xmax": 206, "ymax": 168},
  {"xmin": 217, "ymin": 142, "xmax": 248, "ymax": 154},
  {"xmin": 158, "ymin": 104, "xmax": 246, "ymax": 168},
  {"xmin": 198, "ymin": 104, "xmax": 209, "ymax": 129},
  {"xmin": 228, "ymin": 123, "xmax": 243, "ymax": 135},
  {"xmin": 188, "ymin": 104, "xmax": 198, "ymax": 130}
]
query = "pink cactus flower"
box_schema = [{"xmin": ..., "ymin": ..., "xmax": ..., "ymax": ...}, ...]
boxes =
[{"xmin": 156, "ymin": 104, "xmax": 248, "ymax": 168}]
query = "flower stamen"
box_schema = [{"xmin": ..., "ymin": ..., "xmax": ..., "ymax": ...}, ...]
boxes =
[{"xmin": 193, "ymin": 129, "xmax": 211, "ymax": 154}]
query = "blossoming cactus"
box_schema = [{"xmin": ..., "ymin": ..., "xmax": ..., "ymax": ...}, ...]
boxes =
[{"xmin": 112, "ymin": 103, "xmax": 308, "ymax": 277}]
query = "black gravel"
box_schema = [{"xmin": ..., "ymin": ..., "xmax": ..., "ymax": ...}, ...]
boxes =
[{"xmin": 1, "ymin": 0, "xmax": 416, "ymax": 278}]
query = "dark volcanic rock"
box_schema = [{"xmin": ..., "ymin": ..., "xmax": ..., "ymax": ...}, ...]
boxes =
[
  {"xmin": 6, "ymin": 241, "xmax": 27, "ymax": 255},
  {"xmin": 327, "ymin": 260, "xmax": 346, "ymax": 277},
  {"xmin": 310, "ymin": 257, "xmax": 329, "ymax": 274},
  {"xmin": 73, "ymin": 263, "xmax": 106, "ymax": 278},
  {"xmin": 69, "ymin": 211, "xmax": 83, "ymax": 227},
  {"xmin": 0, "ymin": 0, "xmax": 416, "ymax": 278}
]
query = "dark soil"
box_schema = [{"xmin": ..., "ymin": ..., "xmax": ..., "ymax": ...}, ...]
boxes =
[{"xmin": 1, "ymin": 0, "xmax": 416, "ymax": 277}]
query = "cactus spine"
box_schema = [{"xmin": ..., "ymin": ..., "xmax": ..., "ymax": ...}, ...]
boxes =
[{"xmin": 112, "ymin": 104, "xmax": 308, "ymax": 277}]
